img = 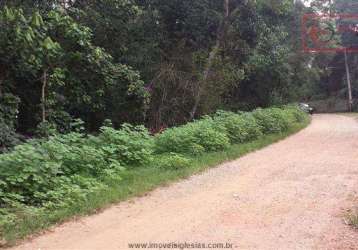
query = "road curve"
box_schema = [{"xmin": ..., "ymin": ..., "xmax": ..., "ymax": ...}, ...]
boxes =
[{"xmin": 10, "ymin": 114, "xmax": 358, "ymax": 250}]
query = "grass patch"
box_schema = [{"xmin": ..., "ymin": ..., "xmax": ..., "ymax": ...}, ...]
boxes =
[
  {"xmin": 1, "ymin": 117, "xmax": 310, "ymax": 247},
  {"xmin": 346, "ymin": 211, "xmax": 358, "ymax": 230}
]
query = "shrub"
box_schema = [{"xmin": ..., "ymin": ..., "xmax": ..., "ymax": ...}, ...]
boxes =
[
  {"xmin": 191, "ymin": 118, "xmax": 230, "ymax": 152},
  {"xmin": 252, "ymin": 106, "xmax": 308, "ymax": 134},
  {"xmin": 284, "ymin": 105, "xmax": 308, "ymax": 123},
  {"xmin": 47, "ymin": 110, "xmax": 73, "ymax": 134},
  {"xmin": 155, "ymin": 117, "xmax": 230, "ymax": 155},
  {"xmin": 0, "ymin": 133, "xmax": 124, "ymax": 207},
  {"xmin": 252, "ymin": 108, "xmax": 286, "ymax": 133},
  {"xmin": 41, "ymin": 175, "xmax": 108, "ymax": 209},
  {"xmin": 91, "ymin": 123, "xmax": 154, "ymax": 166},
  {"xmin": 270, "ymin": 108, "xmax": 293, "ymax": 131},
  {"xmin": 154, "ymin": 153, "xmax": 191, "ymax": 170},
  {"xmin": 0, "ymin": 122, "xmax": 21, "ymax": 153},
  {"xmin": 213, "ymin": 111, "xmax": 262, "ymax": 144},
  {"xmin": 154, "ymin": 125, "xmax": 201, "ymax": 155},
  {"xmin": 0, "ymin": 123, "xmax": 155, "ymax": 209},
  {"xmin": 0, "ymin": 105, "xmax": 307, "ymax": 232},
  {"xmin": 35, "ymin": 121, "xmax": 58, "ymax": 138}
]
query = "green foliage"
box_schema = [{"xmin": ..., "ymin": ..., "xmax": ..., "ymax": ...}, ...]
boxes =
[
  {"xmin": 154, "ymin": 153, "xmax": 191, "ymax": 170},
  {"xmin": 0, "ymin": 6, "xmax": 149, "ymax": 134},
  {"xmin": 0, "ymin": 133, "xmax": 124, "ymax": 208},
  {"xmin": 0, "ymin": 122, "xmax": 21, "ymax": 153},
  {"xmin": 0, "ymin": 94, "xmax": 19, "ymax": 126},
  {"xmin": 0, "ymin": 94, "xmax": 21, "ymax": 152},
  {"xmin": 284, "ymin": 105, "xmax": 308, "ymax": 123},
  {"xmin": 252, "ymin": 107, "xmax": 289, "ymax": 134},
  {"xmin": 90, "ymin": 124, "xmax": 154, "ymax": 166},
  {"xmin": 35, "ymin": 121, "xmax": 58, "ymax": 138},
  {"xmin": 70, "ymin": 118, "xmax": 85, "ymax": 133},
  {"xmin": 47, "ymin": 111, "xmax": 72, "ymax": 134},
  {"xmin": 213, "ymin": 111, "xmax": 263, "ymax": 144},
  {"xmin": 155, "ymin": 106, "xmax": 306, "ymax": 155},
  {"xmin": 0, "ymin": 1, "xmax": 324, "ymax": 133},
  {"xmin": 190, "ymin": 118, "xmax": 230, "ymax": 152},
  {"xmin": 252, "ymin": 105, "xmax": 309, "ymax": 135},
  {"xmin": 0, "ymin": 120, "xmax": 158, "ymax": 215},
  {"xmin": 154, "ymin": 117, "xmax": 230, "ymax": 155}
]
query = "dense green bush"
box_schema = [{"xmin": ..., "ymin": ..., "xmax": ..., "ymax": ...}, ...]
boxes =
[
  {"xmin": 155, "ymin": 106, "xmax": 306, "ymax": 154},
  {"xmin": 154, "ymin": 117, "xmax": 230, "ymax": 155},
  {"xmin": 154, "ymin": 153, "xmax": 191, "ymax": 170},
  {"xmin": 35, "ymin": 121, "xmax": 58, "ymax": 138},
  {"xmin": 213, "ymin": 112, "xmax": 262, "ymax": 144},
  {"xmin": 0, "ymin": 122, "xmax": 21, "ymax": 153},
  {"xmin": 0, "ymin": 133, "xmax": 124, "ymax": 208},
  {"xmin": 0, "ymin": 122, "xmax": 156, "ymax": 209},
  {"xmin": 0, "ymin": 105, "xmax": 307, "ymax": 232},
  {"xmin": 284, "ymin": 105, "xmax": 308, "ymax": 123},
  {"xmin": 252, "ymin": 107, "xmax": 289, "ymax": 134},
  {"xmin": 154, "ymin": 125, "xmax": 204, "ymax": 155},
  {"xmin": 90, "ymin": 124, "xmax": 154, "ymax": 166},
  {"xmin": 190, "ymin": 118, "xmax": 230, "ymax": 152}
]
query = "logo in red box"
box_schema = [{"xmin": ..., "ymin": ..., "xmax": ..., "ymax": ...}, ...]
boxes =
[{"xmin": 302, "ymin": 13, "xmax": 358, "ymax": 53}]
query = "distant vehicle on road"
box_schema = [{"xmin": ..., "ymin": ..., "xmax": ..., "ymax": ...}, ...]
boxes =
[{"xmin": 299, "ymin": 103, "xmax": 314, "ymax": 115}]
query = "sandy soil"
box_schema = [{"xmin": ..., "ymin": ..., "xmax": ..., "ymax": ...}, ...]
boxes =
[{"xmin": 9, "ymin": 114, "xmax": 358, "ymax": 250}]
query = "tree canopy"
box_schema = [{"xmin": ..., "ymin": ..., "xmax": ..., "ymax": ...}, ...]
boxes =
[{"xmin": 0, "ymin": 0, "xmax": 356, "ymax": 146}]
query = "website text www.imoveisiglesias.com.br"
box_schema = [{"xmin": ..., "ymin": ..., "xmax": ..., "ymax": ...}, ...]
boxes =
[{"xmin": 128, "ymin": 242, "xmax": 234, "ymax": 249}]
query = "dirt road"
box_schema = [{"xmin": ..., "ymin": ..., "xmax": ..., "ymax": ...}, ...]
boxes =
[{"xmin": 11, "ymin": 115, "xmax": 358, "ymax": 250}]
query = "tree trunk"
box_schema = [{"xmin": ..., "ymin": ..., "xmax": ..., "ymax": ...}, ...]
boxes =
[
  {"xmin": 41, "ymin": 70, "xmax": 48, "ymax": 122},
  {"xmin": 224, "ymin": 0, "xmax": 229, "ymax": 17},
  {"xmin": 190, "ymin": 0, "xmax": 230, "ymax": 120}
]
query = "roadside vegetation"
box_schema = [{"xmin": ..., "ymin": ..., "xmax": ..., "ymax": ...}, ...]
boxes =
[{"xmin": 0, "ymin": 105, "xmax": 309, "ymax": 246}]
